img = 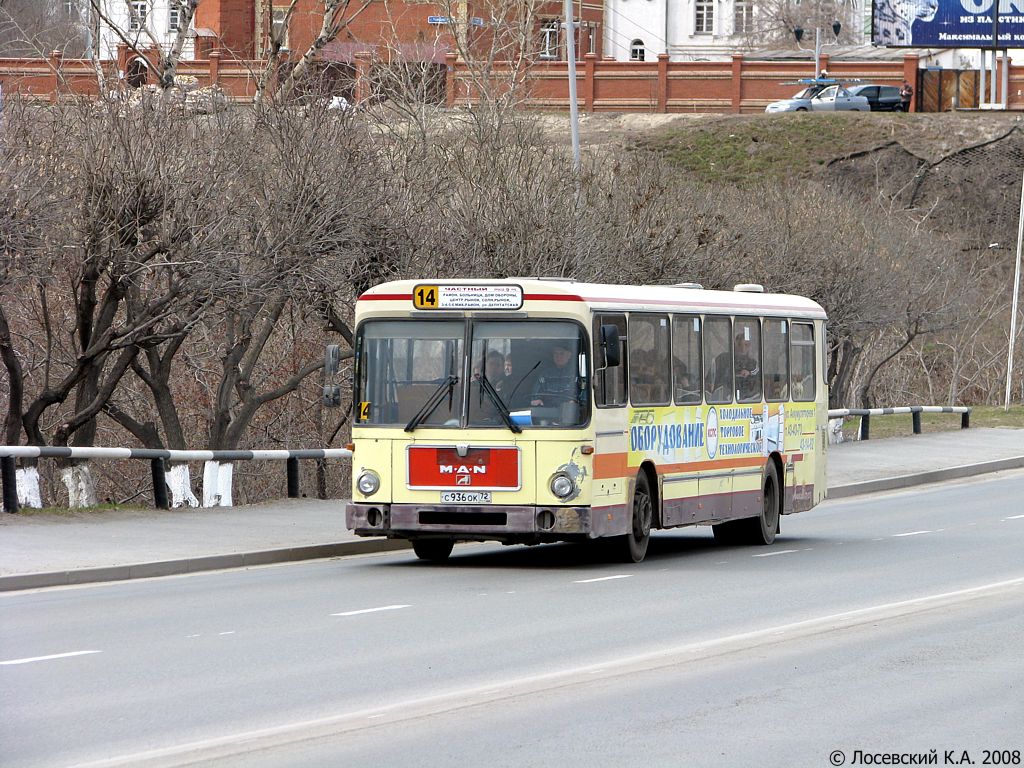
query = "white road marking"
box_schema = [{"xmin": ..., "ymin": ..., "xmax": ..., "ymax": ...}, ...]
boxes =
[
  {"xmin": 573, "ymin": 575, "xmax": 633, "ymax": 584},
  {"xmin": 1004, "ymin": 514, "xmax": 1024, "ymax": 521},
  {"xmin": 186, "ymin": 634, "xmax": 201, "ymax": 639},
  {"xmin": 218, "ymin": 632, "xmax": 235, "ymax": 636},
  {"xmin": 892, "ymin": 530, "xmax": 934, "ymax": 537},
  {"xmin": 74, "ymin": 577, "xmax": 1024, "ymax": 768},
  {"xmin": 1, "ymin": 650, "xmax": 101, "ymax": 666},
  {"xmin": 752, "ymin": 549, "xmax": 799, "ymax": 558},
  {"xmin": 331, "ymin": 605, "xmax": 411, "ymax": 617}
]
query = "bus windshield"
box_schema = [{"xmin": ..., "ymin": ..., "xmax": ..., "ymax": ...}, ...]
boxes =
[{"xmin": 355, "ymin": 319, "xmax": 589, "ymax": 428}]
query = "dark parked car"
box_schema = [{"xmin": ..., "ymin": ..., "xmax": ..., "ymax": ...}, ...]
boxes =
[{"xmin": 847, "ymin": 84, "xmax": 905, "ymax": 111}]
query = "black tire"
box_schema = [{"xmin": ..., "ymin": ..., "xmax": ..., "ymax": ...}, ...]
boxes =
[
  {"xmin": 621, "ymin": 472, "xmax": 653, "ymax": 562},
  {"xmin": 412, "ymin": 538, "xmax": 455, "ymax": 562},
  {"xmin": 712, "ymin": 519, "xmax": 742, "ymax": 545},
  {"xmin": 743, "ymin": 461, "xmax": 780, "ymax": 545},
  {"xmin": 796, "ymin": 107, "xmax": 808, "ymax": 112}
]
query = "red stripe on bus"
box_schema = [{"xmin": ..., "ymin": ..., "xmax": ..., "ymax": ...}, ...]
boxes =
[
  {"xmin": 358, "ymin": 292, "xmax": 584, "ymax": 303},
  {"xmin": 523, "ymin": 293, "xmax": 584, "ymax": 302},
  {"xmin": 359, "ymin": 293, "xmax": 411, "ymax": 301}
]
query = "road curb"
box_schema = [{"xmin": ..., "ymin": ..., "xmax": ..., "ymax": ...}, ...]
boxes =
[
  {"xmin": 0, "ymin": 538, "xmax": 411, "ymax": 592},
  {"xmin": 827, "ymin": 455, "xmax": 1024, "ymax": 500},
  {"xmin": 3, "ymin": 456, "xmax": 1022, "ymax": 592}
]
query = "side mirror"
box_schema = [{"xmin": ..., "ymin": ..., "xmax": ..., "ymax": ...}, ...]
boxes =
[
  {"xmin": 600, "ymin": 324, "xmax": 621, "ymax": 368},
  {"xmin": 325, "ymin": 344, "xmax": 341, "ymax": 375}
]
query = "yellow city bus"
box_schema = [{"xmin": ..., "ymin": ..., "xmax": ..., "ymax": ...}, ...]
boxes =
[{"xmin": 339, "ymin": 279, "xmax": 828, "ymax": 562}]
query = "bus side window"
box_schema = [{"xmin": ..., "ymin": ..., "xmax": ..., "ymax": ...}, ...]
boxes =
[
  {"xmin": 791, "ymin": 322, "xmax": 816, "ymax": 401},
  {"xmin": 628, "ymin": 314, "xmax": 670, "ymax": 406},
  {"xmin": 734, "ymin": 317, "xmax": 762, "ymax": 403},
  {"xmin": 593, "ymin": 313, "xmax": 627, "ymax": 407},
  {"xmin": 763, "ymin": 319, "xmax": 789, "ymax": 402},
  {"xmin": 672, "ymin": 314, "xmax": 701, "ymax": 404},
  {"xmin": 703, "ymin": 316, "xmax": 733, "ymax": 405}
]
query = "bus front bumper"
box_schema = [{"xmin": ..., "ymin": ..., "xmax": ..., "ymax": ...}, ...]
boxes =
[{"xmin": 346, "ymin": 503, "xmax": 603, "ymax": 541}]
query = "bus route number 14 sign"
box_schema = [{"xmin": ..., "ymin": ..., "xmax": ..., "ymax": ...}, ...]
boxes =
[{"xmin": 413, "ymin": 284, "xmax": 524, "ymax": 311}]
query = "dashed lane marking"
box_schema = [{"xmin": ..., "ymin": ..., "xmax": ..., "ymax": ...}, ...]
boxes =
[
  {"xmin": 331, "ymin": 605, "xmax": 411, "ymax": 617},
  {"xmin": 752, "ymin": 549, "xmax": 800, "ymax": 558},
  {"xmin": 1, "ymin": 650, "xmax": 101, "ymax": 666},
  {"xmin": 573, "ymin": 575, "xmax": 633, "ymax": 584}
]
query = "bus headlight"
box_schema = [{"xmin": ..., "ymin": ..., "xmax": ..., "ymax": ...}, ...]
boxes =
[
  {"xmin": 549, "ymin": 472, "xmax": 575, "ymax": 500},
  {"xmin": 357, "ymin": 470, "xmax": 380, "ymax": 496}
]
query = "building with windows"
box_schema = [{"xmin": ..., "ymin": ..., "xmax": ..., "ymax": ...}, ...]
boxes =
[
  {"xmin": 72, "ymin": 0, "xmax": 197, "ymax": 60},
  {"xmin": 602, "ymin": 0, "xmax": 864, "ymax": 62},
  {"xmin": 603, "ymin": 0, "xmax": 759, "ymax": 62}
]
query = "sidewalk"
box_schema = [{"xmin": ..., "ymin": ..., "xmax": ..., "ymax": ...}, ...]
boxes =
[{"xmin": 2, "ymin": 428, "xmax": 1022, "ymax": 590}]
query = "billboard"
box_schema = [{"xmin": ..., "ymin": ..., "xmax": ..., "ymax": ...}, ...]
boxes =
[{"xmin": 872, "ymin": 0, "xmax": 1024, "ymax": 48}]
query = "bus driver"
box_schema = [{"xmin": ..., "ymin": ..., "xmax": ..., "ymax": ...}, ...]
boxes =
[{"xmin": 531, "ymin": 341, "xmax": 582, "ymax": 407}]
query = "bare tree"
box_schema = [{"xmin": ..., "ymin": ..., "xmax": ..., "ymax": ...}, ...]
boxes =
[{"xmin": 0, "ymin": 0, "xmax": 87, "ymax": 57}]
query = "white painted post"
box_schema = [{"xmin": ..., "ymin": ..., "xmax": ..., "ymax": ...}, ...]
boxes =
[
  {"xmin": 16, "ymin": 466, "xmax": 43, "ymax": 508},
  {"xmin": 166, "ymin": 464, "xmax": 199, "ymax": 508},
  {"xmin": 202, "ymin": 460, "xmax": 234, "ymax": 507},
  {"xmin": 60, "ymin": 463, "xmax": 97, "ymax": 508}
]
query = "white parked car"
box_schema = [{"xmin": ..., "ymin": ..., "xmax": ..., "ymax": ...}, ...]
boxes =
[{"xmin": 765, "ymin": 84, "xmax": 870, "ymax": 113}]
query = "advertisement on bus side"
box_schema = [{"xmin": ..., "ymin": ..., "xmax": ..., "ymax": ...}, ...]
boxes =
[{"xmin": 627, "ymin": 404, "xmax": 817, "ymax": 467}]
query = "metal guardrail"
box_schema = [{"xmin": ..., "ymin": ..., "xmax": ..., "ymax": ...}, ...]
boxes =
[
  {"xmin": 0, "ymin": 407, "xmax": 971, "ymax": 512},
  {"xmin": 0, "ymin": 447, "xmax": 353, "ymax": 514},
  {"xmin": 827, "ymin": 406, "xmax": 971, "ymax": 441}
]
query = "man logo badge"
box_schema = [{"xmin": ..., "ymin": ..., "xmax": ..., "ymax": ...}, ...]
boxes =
[{"xmin": 456, "ymin": 475, "xmax": 471, "ymax": 485}]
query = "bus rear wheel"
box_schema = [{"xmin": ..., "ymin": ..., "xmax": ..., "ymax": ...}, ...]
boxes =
[
  {"xmin": 412, "ymin": 538, "xmax": 455, "ymax": 562},
  {"xmin": 742, "ymin": 461, "xmax": 780, "ymax": 545},
  {"xmin": 621, "ymin": 472, "xmax": 653, "ymax": 562},
  {"xmin": 713, "ymin": 462, "xmax": 780, "ymax": 546}
]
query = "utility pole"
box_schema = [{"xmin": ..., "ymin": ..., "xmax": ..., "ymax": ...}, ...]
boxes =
[
  {"xmin": 793, "ymin": 22, "xmax": 841, "ymax": 79},
  {"xmin": 1006, "ymin": 170, "xmax": 1024, "ymax": 410},
  {"xmin": 563, "ymin": 0, "xmax": 581, "ymax": 173}
]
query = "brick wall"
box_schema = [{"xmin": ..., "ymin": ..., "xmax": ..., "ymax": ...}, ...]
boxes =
[
  {"xmin": 445, "ymin": 53, "xmax": 942, "ymax": 114},
  {"xmin": 6, "ymin": 51, "xmax": 1024, "ymax": 113}
]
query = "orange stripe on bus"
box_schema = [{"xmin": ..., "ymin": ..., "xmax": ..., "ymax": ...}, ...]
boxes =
[
  {"xmin": 593, "ymin": 453, "xmax": 775, "ymax": 479},
  {"xmin": 593, "ymin": 452, "xmax": 630, "ymax": 479}
]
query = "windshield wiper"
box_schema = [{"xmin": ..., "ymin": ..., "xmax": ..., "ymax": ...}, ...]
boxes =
[
  {"xmin": 405, "ymin": 375, "xmax": 458, "ymax": 433},
  {"xmin": 479, "ymin": 374, "xmax": 521, "ymax": 434}
]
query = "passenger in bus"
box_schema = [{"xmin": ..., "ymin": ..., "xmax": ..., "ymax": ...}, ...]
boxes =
[
  {"xmin": 734, "ymin": 333, "xmax": 760, "ymax": 401},
  {"xmin": 766, "ymin": 374, "xmax": 788, "ymax": 401},
  {"xmin": 469, "ymin": 351, "xmax": 511, "ymax": 422},
  {"xmin": 630, "ymin": 351, "xmax": 655, "ymax": 403},
  {"xmin": 530, "ymin": 342, "xmax": 582, "ymax": 406},
  {"xmin": 674, "ymin": 359, "xmax": 699, "ymax": 402}
]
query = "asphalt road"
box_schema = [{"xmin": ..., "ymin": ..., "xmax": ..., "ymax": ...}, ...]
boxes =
[{"xmin": 3, "ymin": 471, "xmax": 1024, "ymax": 768}]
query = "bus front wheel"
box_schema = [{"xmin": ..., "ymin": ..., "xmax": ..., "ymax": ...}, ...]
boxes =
[
  {"xmin": 412, "ymin": 538, "xmax": 455, "ymax": 562},
  {"xmin": 622, "ymin": 472, "xmax": 653, "ymax": 562}
]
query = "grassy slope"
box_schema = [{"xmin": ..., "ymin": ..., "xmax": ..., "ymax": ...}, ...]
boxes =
[{"xmin": 631, "ymin": 111, "xmax": 1022, "ymax": 185}]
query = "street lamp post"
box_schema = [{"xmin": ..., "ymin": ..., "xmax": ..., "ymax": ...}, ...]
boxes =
[{"xmin": 792, "ymin": 22, "xmax": 842, "ymax": 79}]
